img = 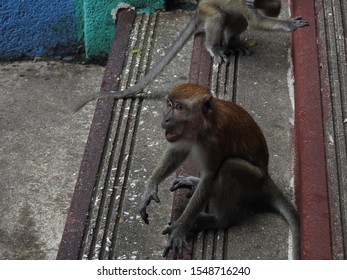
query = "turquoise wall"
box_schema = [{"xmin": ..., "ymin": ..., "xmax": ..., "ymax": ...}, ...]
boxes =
[
  {"xmin": 0, "ymin": 1, "xmax": 165, "ymax": 60},
  {"xmin": 84, "ymin": 1, "xmax": 165, "ymax": 59}
]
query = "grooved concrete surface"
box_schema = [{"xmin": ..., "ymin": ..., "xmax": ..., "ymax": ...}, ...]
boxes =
[
  {"xmin": 60, "ymin": 9, "xmax": 296, "ymax": 260},
  {"xmin": 315, "ymin": 0, "xmax": 347, "ymax": 259}
]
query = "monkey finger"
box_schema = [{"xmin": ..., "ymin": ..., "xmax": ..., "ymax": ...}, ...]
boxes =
[
  {"xmin": 170, "ymin": 182, "xmax": 190, "ymax": 192},
  {"xmin": 162, "ymin": 240, "xmax": 173, "ymax": 258},
  {"xmin": 173, "ymin": 239, "xmax": 189, "ymax": 259},
  {"xmin": 180, "ymin": 240, "xmax": 190, "ymax": 258},
  {"xmin": 139, "ymin": 208, "xmax": 149, "ymax": 224},
  {"xmin": 291, "ymin": 17, "xmax": 309, "ymax": 30},
  {"xmin": 174, "ymin": 247, "xmax": 181, "ymax": 260},
  {"xmin": 163, "ymin": 243, "xmax": 179, "ymax": 260},
  {"xmin": 151, "ymin": 192, "xmax": 161, "ymax": 203},
  {"xmin": 239, "ymin": 46, "xmax": 252, "ymax": 56},
  {"xmin": 144, "ymin": 193, "xmax": 160, "ymax": 206},
  {"xmin": 162, "ymin": 226, "xmax": 172, "ymax": 235},
  {"xmin": 221, "ymin": 54, "xmax": 230, "ymax": 64}
]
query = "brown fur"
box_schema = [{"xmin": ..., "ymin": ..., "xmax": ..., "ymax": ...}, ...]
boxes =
[{"xmin": 140, "ymin": 83, "xmax": 300, "ymax": 259}]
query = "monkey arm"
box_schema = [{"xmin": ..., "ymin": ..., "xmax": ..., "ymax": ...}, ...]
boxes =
[
  {"xmin": 139, "ymin": 145, "xmax": 190, "ymax": 224},
  {"xmin": 248, "ymin": 11, "xmax": 308, "ymax": 32}
]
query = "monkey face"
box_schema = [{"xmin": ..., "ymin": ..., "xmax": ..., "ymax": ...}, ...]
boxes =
[{"xmin": 161, "ymin": 99, "xmax": 192, "ymax": 142}]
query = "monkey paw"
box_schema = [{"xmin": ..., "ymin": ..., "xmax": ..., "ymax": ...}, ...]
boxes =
[
  {"xmin": 207, "ymin": 45, "xmax": 231, "ymax": 64},
  {"xmin": 139, "ymin": 188, "xmax": 160, "ymax": 224},
  {"xmin": 162, "ymin": 223, "xmax": 189, "ymax": 259},
  {"xmin": 290, "ymin": 17, "xmax": 309, "ymax": 31},
  {"xmin": 170, "ymin": 175, "xmax": 199, "ymax": 197},
  {"xmin": 213, "ymin": 52, "xmax": 231, "ymax": 64},
  {"xmin": 228, "ymin": 41, "xmax": 253, "ymax": 56}
]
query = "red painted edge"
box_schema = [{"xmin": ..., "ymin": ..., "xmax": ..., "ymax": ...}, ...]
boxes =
[{"xmin": 292, "ymin": 0, "xmax": 332, "ymax": 259}]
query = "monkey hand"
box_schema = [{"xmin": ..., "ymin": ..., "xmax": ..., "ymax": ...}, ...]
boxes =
[
  {"xmin": 162, "ymin": 222, "xmax": 189, "ymax": 259},
  {"xmin": 139, "ymin": 187, "xmax": 160, "ymax": 224},
  {"xmin": 170, "ymin": 175, "xmax": 199, "ymax": 198}
]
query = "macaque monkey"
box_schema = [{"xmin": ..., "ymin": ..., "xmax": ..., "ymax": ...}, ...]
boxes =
[
  {"xmin": 139, "ymin": 83, "xmax": 300, "ymax": 259},
  {"xmin": 74, "ymin": 0, "xmax": 308, "ymax": 112}
]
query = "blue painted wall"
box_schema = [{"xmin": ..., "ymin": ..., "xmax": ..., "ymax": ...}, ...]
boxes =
[
  {"xmin": 0, "ymin": 1, "xmax": 79, "ymax": 59},
  {"xmin": 0, "ymin": 1, "xmax": 165, "ymax": 60}
]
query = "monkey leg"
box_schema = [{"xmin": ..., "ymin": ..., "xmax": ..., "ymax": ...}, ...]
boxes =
[
  {"xmin": 140, "ymin": 147, "xmax": 189, "ymax": 224},
  {"xmin": 169, "ymin": 159, "xmax": 266, "ymax": 232},
  {"xmin": 248, "ymin": 12, "xmax": 309, "ymax": 32},
  {"xmin": 209, "ymin": 158, "xmax": 265, "ymax": 228},
  {"xmin": 246, "ymin": 0, "xmax": 281, "ymax": 17},
  {"xmin": 223, "ymin": 11, "xmax": 251, "ymax": 56},
  {"xmin": 199, "ymin": 2, "xmax": 231, "ymax": 63}
]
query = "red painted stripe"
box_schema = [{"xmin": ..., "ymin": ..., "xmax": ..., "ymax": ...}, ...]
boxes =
[{"xmin": 292, "ymin": 0, "xmax": 332, "ymax": 259}]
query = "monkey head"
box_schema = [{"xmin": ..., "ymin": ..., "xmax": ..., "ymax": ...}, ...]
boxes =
[{"xmin": 162, "ymin": 84, "xmax": 214, "ymax": 143}]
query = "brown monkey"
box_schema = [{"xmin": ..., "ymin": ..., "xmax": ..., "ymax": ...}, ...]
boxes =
[
  {"xmin": 74, "ymin": 0, "xmax": 308, "ymax": 112},
  {"xmin": 201, "ymin": 0, "xmax": 308, "ymax": 62},
  {"xmin": 139, "ymin": 83, "xmax": 300, "ymax": 259}
]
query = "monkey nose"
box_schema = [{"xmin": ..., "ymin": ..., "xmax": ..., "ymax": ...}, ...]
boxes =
[{"xmin": 163, "ymin": 111, "xmax": 173, "ymax": 123}]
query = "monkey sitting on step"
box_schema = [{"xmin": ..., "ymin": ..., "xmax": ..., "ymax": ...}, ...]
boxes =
[
  {"xmin": 139, "ymin": 83, "xmax": 300, "ymax": 259},
  {"xmin": 74, "ymin": 0, "xmax": 308, "ymax": 112}
]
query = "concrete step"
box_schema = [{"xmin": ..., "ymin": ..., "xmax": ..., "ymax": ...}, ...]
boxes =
[
  {"xmin": 58, "ymin": 6, "xmax": 296, "ymax": 260},
  {"xmin": 58, "ymin": 0, "xmax": 347, "ymax": 260}
]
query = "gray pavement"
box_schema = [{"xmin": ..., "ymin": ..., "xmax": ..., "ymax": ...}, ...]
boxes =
[{"xmin": 0, "ymin": 60, "xmax": 104, "ymax": 259}]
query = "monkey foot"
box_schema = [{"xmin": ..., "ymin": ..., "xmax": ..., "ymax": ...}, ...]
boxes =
[
  {"xmin": 209, "ymin": 48, "xmax": 231, "ymax": 64},
  {"xmin": 162, "ymin": 223, "xmax": 190, "ymax": 259},
  {"xmin": 228, "ymin": 41, "xmax": 253, "ymax": 56}
]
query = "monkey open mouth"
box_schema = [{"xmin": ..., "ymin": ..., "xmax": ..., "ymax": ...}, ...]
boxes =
[{"xmin": 165, "ymin": 130, "xmax": 180, "ymax": 142}]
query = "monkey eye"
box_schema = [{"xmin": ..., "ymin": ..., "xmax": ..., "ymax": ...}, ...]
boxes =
[{"xmin": 175, "ymin": 103, "xmax": 183, "ymax": 110}]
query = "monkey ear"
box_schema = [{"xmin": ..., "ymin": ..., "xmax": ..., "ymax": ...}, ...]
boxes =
[{"xmin": 202, "ymin": 95, "xmax": 214, "ymax": 117}]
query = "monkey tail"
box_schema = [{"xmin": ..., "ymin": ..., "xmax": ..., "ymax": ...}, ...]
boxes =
[
  {"xmin": 266, "ymin": 177, "xmax": 301, "ymax": 260},
  {"xmin": 73, "ymin": 14, "xmax": 199, "ymax": 112}
]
